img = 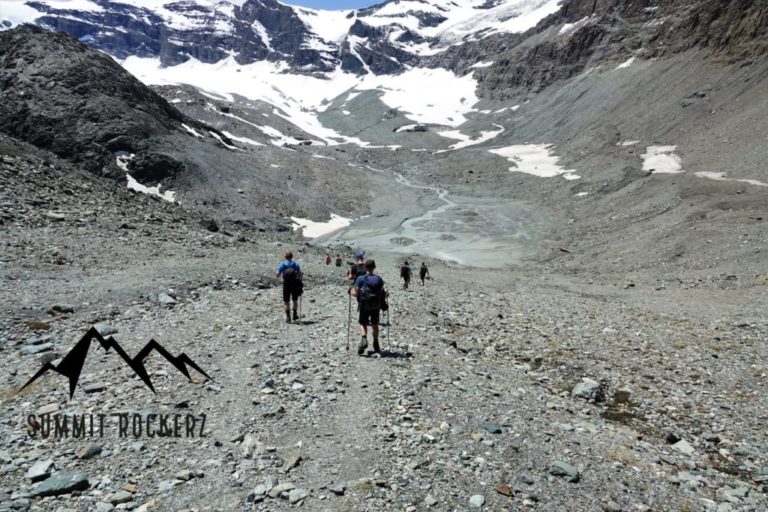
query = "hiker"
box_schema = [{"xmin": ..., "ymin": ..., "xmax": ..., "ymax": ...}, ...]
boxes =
[
  {"xmin": 276, "ymin": 250, "xmax": 303, "ymax": 323},
  {"xmin": 347, "ymin": 251, "xmax": 366, "ymax": 284},
  {"xmin": 335, "ymin": 254, "xmax": 342, "ymax": 267},
  {"xmin": 325, "ymin": 253, "xmax": 332, "ymax": 265},
  {"xmin": 419, "ymin": 262, "xmax": 429, "ymax": 286},
  {"xmin": 400, "ymin": 260, "xmax": 412, "ymax": 290},
  {"xmin": 350, "ymin": 259, "xmax": 388, "ymax": 355}
]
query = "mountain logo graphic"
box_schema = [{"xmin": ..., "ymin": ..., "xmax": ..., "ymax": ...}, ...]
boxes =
[{"xmin": 19, "ymin": 327, "xmax": 212, "ymax": 399}]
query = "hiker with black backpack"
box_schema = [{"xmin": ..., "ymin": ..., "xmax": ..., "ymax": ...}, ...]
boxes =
[
  {"xmin": 276, "ymin": 250, "xmax": 303, "ymax": 323},
  {"xmin": 419, "ymin": 262, "xmax": 429, "ymax": 286},
  {"xmin": 400, "ymin": 260, "xmax": 412, "ymax": 290},
  {"xmin": 350, "ymin": 259, "xmax": 388, "ymax": 356}
]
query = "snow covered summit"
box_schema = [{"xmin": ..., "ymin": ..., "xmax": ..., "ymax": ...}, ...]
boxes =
[{"xmin": 1, "ymin": 0, "xmax": 562, "ymax": 74}]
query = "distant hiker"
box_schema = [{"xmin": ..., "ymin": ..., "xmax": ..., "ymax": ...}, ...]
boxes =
[
  {"xmin": 335, "ymin": 254, "xmax": 342, "ymax": 267},
  {"xmin": 351, "ymin": 259, "xmax": 388, "ymax": 355},
  {"xmin": 347, "ymin": 251, "xmax": 366, "ymax": 284},
  {"xmin": 419, "ymin": 262, "xmax": 429, "ymax": 286},
  {"xmin": 276, "ymin": 250, "xmax": 303, "ymax": 323},
  {"xmin": 325, "ymin": 253, "xmax": 332, "ymax": 265},
  {"xmin": 400, "ymin": 260, "xmax": 412, "ymax": 290}
]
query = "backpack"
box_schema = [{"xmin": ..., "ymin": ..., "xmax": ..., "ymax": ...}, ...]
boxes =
[
  {"xmin": 400, "ymin": 265, "xmax": 411, "ymax": 278},
  {"xmin": 282, "ymin": 261, "xmax": 299, "ymax": 283},
  {"xmin": 358, "ymin": 274, "xmax": 384, "ymax": 311}
]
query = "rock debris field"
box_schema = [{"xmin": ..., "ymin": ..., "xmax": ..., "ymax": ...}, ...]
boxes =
[{"xmin": 2, "ymin": 148, "xmax": 768, "ymax": 512}]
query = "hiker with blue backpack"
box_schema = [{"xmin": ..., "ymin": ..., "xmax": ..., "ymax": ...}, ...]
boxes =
[
  {"xmin": 350, "ymin": 259, "xmax": 388, "ymax": 356},
  {"xmin": 276, "ymin": 250, "xmax": 303, "ymax": 323}
]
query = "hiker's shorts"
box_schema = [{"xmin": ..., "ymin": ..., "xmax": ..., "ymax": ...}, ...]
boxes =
[
  {"xmin": 283, "ymin": 284, "xmax": 300, "ymax": 303},
  {"xmin": 358, "ymin": 307, "xmax": 380, "ymax": 326}
]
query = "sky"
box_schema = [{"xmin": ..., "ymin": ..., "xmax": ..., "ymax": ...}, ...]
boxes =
[{"xmin": 281, "ymin": 0, "xmax": 379, "ymax": 9}]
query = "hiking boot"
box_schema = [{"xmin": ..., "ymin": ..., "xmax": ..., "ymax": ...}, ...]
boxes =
[
  {"xmin": 285, "ymin": 311, "xmax": 291, "ymax": 323},
  {"xmin": 372, "ymin": 339, "xmax": 381, "ymax": 353},
  {"xmin": 293, "ymin": 311, "xmax": 299, "ymax": 321},
  {"xmin": 357, "ymin": 337, "xmax": 368, "ymax": 356}
]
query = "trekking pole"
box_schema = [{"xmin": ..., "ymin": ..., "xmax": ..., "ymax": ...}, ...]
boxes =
[
  {"xmin": 386, "ymin": 308, "xmax": 390, "ymax": 350},
  {"xmin": 299, "ymin": 296, "xmax": 303, "ymax": 321},
  {"xmin": 346, "ymin": 292, "xmax": 351, "ymax": 351}
]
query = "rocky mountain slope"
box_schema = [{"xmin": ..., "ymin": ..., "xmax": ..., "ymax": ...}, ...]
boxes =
[
  {"xmin": 474, "ymin": 0, "xmax": 768, "ymax": 97},
  {"xmin": 1, "ymin": 137, "xmax": 767, "ymax": 511},
  {"xmin": 0, "ymin": 24, "xmax": 225, "ymax": 179}
]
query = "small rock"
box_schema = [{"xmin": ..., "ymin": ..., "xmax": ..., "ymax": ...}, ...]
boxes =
[
  {"xmin": 329, "ymin": 483, "xmax": 345, "ymax": 496},
  {"xmin": 38, "ymin": 352, "xmax": 60, "ymax": 365},
  {"xmin": 288, "ymin": 488, "xmax": 308, "ymax": 504},
  {"xmin": 77, "ymin": 444, "xmax": 102, "ymax": 460},
  {"xmin": 571, "ymin": 378, "xmax": 604, "ymax": 402},
  {"xmin": 36, "ymin": 403, "xmax": 60, "ymax": 415},
  {"xmin": 134, "ymin": 498, "xmax": 161, "ymax": 512},
  {"xmin": 26, "ymin": 460, "xmax": 54, "ymax": 483},
  {"xmin": 83, "ymin": 382, "xmax": 107, "ymax": 393},
  {"xmin": 27, "ymin": 335, "xmax": 52, "ymax": 345},
  {"xmin": 671, "ymin": 440, "xmax": 695, "ymax": 456},
  {"xmin": 21, "ymin": 343, "xmax": 53, "ymax": 355},
  {"xmin": 109, "ymin": 491, "xmax": 133, "ymax": 505},
  {"xmin": 30, "ymin": 472, "xmax": 89, "ymax": 497},
  {"xmin": 268, "ymin": 482, "xmax": 296, "ymax": 498},
  {"xmin": 95, "ymin": 503, "xmax": 115, "ymax": 512},
  {"xmin": 279, "ymin": 450, "xmax": 302, "ymax": 474},
  {"xmin": 51, "ymin": 304, "xmax": 74, "ymax": 313},
  {"xmin": 482, "ymin": 422, "xmax": 503, "ymax": 434},
  {"xmin": 469, "ymin": 494, "xmax": 485, "ymax": 508},
  {"xmin": 519, "ymin": 473, "xmax": 535, "ymax": 485},
  {"xmin": 45, "ymin": 212, "xmax": 66, "ymax": 221},
  {"xmin": 93, "ymin": 324, "xmax": 118, "ymax": 336},
  {"xmin": 158, "ymin": 293, "xmax": 177, "ymax": 306},
  {"xmin": 174, "ymin": 470, "xmax": 194, "ymax": 481},
  {"xmin": 424, "ymin": 495, "xmax": 438, "ymax": 506},
  {"xmin": 549, "ymin": 461, "xmax": 580, "ymax": 482}
]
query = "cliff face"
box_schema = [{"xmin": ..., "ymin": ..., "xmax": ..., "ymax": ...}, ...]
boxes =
[{"xmin": 473, "ymin": 0, "xmax": 768, "ymax": 98}]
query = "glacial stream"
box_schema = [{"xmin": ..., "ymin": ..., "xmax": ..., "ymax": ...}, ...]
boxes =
[{"xmin": 318, "ymin": 165, "xmax": 545, "ymax": 268}]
